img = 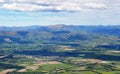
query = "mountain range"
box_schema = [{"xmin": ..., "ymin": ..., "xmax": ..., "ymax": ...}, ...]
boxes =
[{"xmin": 0, "ymin": 25, "xmax": 120, "ymax": 44}]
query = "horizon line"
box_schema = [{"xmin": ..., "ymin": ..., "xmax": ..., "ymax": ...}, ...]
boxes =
[{"xmin": 0, "ymin": 24, "xmax": 120, "ymax": 27}]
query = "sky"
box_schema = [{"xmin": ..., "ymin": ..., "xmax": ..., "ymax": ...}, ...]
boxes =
[{"xmin": 0, "ymin": 0, "xmax": 120, "ymax": 26}]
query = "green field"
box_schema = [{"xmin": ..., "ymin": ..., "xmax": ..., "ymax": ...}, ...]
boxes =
[{"xmin": 38, "ymin": 63, "xmax": 75, "ymax": 71}]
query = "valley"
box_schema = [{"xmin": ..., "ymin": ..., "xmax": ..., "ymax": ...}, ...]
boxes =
[{"xmin": 0, "ymin": 25, "xmax": 120, "ymax": 74}]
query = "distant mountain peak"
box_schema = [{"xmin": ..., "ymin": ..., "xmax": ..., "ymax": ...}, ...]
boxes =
[{"xmin": 47, "ymin": 24, "xmax": 65, "ymax": 29}]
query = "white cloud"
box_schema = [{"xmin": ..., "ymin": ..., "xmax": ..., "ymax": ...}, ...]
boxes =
[
  {"xmin": 0, "ymin": 0, "xmax": 114, "ymax": 12},
  {"xmin": 2, "ymin": 3, "xmax": 55, "ymax": 12},
  {"xmin": 0, "ymin": 0, "xmax": 5, "ymax": 3},
  {"xmin": 84, "ymin": 3, "xmax": 107, "ymax": 9},
  {"xmin": 55, "ymin": 2, "xmax": 82, "ymax": 12}
]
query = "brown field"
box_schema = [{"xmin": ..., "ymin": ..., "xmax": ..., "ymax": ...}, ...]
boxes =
[
  {"xmin": 0, "ymin": 69, "xmax": 16, "ymax": 74},
  {"xmin": 60, "ymin": 46, "xmax": 75, "ymax": 51},
  {"xmin": 74, "ymin": 59, "xmax": 108, "ymax": 64},
  {"xmin": 20, "ymin": 61, "xmax": 61, "ymax": 72},
  {"xmin": 17, "ymin": 69, "xmax": 27, "ymax": 72}
]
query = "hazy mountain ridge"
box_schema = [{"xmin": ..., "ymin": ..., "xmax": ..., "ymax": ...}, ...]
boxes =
[{"xmin": 0, "ymin": 25, "xmax": 120, "ymax": 43}]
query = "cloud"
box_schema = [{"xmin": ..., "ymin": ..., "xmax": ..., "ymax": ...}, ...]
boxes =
[
  {"xmin": 0, "ymin": 0, "xmax": 109, "ymax": 12},
  {"xmin": 2, "ymin": 3, "xmax": 55, "ymax": 12},
  {"xmin": 84, "ymin": 3, "xmax": 107, "ymax": 9},
  {"xmin": 0, "ymin": 0, "xmax": 5, "ymax": 3}
]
